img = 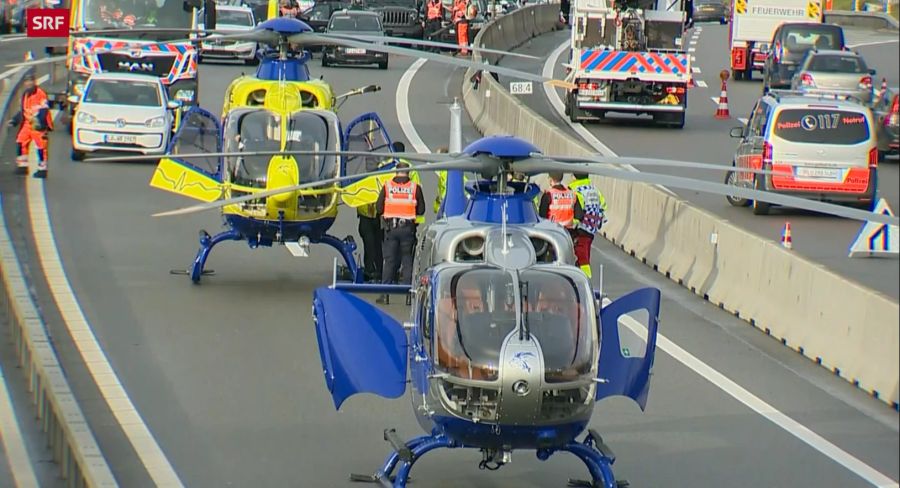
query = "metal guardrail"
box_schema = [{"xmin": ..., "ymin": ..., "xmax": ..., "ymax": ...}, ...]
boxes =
[{"xmin": 0, "ymin": 69, "xmax": 118, "ymax": 487}]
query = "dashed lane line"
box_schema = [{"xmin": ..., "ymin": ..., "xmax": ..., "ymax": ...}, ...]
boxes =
[{"xmin": 696, "ymin": 80, "xmax": 708, "ymax": 88}]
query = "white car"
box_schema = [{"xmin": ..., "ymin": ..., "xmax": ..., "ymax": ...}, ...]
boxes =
[
  {"xmin": 70, "ymin": 73, "xmax": 180, "ymax": 161},
  {"xmin": 199, "ymin": 5, "xmax": 258, "ymax": 64}
]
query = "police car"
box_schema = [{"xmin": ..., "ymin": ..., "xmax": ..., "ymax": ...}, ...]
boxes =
[
  {"xmin": 70, "ymin": 73, "xmax": 181, "ymax": 161},
  {"xmin": 726, "ymin": 90, "xmax": 878, "ymax": 214}
]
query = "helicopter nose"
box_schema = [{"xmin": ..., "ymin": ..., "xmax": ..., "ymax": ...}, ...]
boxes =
[
  {"xmin": 266, "ymin": 156, "xmax": 300, "ymax": 204},
  {"xmin": 497, "ymin": 342, "xmax": 542, "ymax": 424}
]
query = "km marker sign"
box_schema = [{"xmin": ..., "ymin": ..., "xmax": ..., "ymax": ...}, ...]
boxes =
[{"xmin": 26, "ymin": 8, "xmax": 70, "ymax": 38}]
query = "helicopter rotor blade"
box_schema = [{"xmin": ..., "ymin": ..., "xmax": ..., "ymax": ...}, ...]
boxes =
[
  {"xmin": 289, "ymin": 32, "xmax": 576, "ymax": 89},
  {"xmin": 512, "ymin": 159, "xmax": 898, "ymax": 226},
  {"xmin": 319, "ymin": 33, "xmax": 540, "ymax": 60},
  {"xmin": 537, "ymin": 154, "xmax": 779, "ymax": 176},
  {"xmin": 86, "ymin": 150, "xmax": 461, "ymax": 163},
  {"xmin": 152, "ymin": 158, "xmax": 486, "ymax": 217}
]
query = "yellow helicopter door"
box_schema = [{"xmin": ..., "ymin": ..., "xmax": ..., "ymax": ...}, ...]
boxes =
[
  {"xmin": 339, "ymin": 112, "xmax": 400, "ymax": 208},
  {"xmin": 150, "ymin": 107, "xmax": 224, "ymax": 203}
]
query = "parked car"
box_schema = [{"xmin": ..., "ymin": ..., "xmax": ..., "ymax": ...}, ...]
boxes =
[
  {"xmin": 763, "ymin": 22, "xmax": 846, "ymax": 92},
  {"xmin": 726, "ymin": 90, "xmax": 878, "ymax": 214},
  {"xmin": 367, "ymin": 0, "xmax": 423, "ymax": 38},
  {"xmin": 305, "ymin": 0, "xmax": 353, "ymax": 32},
  {"xmin": 692, "ymin": 0, "xmax": 727, "ymax": 24},
  {"xmin": 872, "ymin": 86, "xmax": 899, "ymax": 161},
  {"xmin": 70, "ymin": 73, "xmax": 181, "ymax": 160},
  {"xmin": 790, "ymin": 49, "xmax": 875, "ymax": 105},
  {"xmin": 200, "ymin": 4, "xmax": 259, "ymax": 64},
  {"xmin": 321, "ymin": 10, "xmax": 389, "ymax": 69}
]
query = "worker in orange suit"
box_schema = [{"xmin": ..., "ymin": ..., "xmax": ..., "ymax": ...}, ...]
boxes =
[
  {"xmin": 10, "ymin": 73, "xmax": 53, "ymax": 178},
  {"xmin": 452, "ymin": 0, "xmax": 469, "ymax": 56}
]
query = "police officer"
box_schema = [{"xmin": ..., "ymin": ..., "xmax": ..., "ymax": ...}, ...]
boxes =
[
  {"xmin": 375, "ymin": 158, "xmax": 425, "ymax": 304},
  {"xmin": 568, "ymin": 172, "xmax": 606, "ymax": 278},
  {"xmin": 538, "ymin": 170, "xmax": 583, "ymax": 242}
]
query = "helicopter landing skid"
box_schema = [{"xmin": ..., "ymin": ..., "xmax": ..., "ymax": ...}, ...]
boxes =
[
  {"xmin": 178, "ymin": 229, "xmax": 244, "ymax": 283},
  {"xmin": 548, "ymin": 429, "xmax": 625, "ymax": 488},
  {"xmin": 350, "ymin": 430, "xmax": 455, "ymax": 488}
]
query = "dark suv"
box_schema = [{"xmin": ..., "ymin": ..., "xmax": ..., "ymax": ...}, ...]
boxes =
[
  {"xmin": 321, "ymin": 10, "xmax": 389, "ymax": 69},
  {"xmin": 763, "ymin": 22, "xmax": 846, "ymax": 93},
  {"xmin": 368, "ymin": 0, "xmax": 423, "ymax": 38}
]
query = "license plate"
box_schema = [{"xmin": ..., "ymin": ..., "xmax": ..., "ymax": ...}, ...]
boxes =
[
  {"xmin": 795, "ymin": 167, "xmax": 842, "ymax": 180},
  {"xmin": 104, "ymin": 134, "xmax": 137, "ymax": 144},
  {"xmin": 579, "ymin": 89, "xmax": 603, "ymax": 97},
  {"xmin": 345, "ymin": 48, "xmax": 365, "ymax": 54}
]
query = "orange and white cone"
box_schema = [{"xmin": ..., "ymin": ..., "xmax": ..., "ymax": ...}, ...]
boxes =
[
  {"xmin": 715, "ymin": 79, "xmax": 730, "ymax": 119},
  {"xmin": 781, "ymin": 222, "xmax": 793, "ymax": 249}
]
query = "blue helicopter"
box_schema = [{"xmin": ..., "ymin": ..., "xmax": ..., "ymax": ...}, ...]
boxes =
[{"xmin": 145, "ymin": 133, "xmax": 896, "ymax": 487}]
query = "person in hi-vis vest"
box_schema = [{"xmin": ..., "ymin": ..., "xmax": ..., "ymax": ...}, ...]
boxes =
[{"xmin": 375, "ymin": 159, "xmax": 425, "ymax": 304}]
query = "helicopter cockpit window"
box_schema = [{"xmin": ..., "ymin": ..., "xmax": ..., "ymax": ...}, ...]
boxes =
[
  {"xmin": 435, "ymin": 268, "xmax": 517, "ymax": 382},
  {"xmin": 222, "ymin": 109, "xmax": 282, "ymax": 188},
  {"xmin": 521, "ymin": 269, "xmax": 593, "ymax": 383},
  {"xmin": 285, "ymin": 112, "xmax": 338, "ymax": 184},
  {"xmin": 171, "ymin": 110, "xmax": 220, "ymax": 175}
]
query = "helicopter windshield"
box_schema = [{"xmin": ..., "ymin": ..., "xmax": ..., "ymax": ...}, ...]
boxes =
[
  {"xmin": 82, "ymin": 0, "xmax": 193, "ymax": 30},
  {"xmin": 222, "ymin": 109, "xmax": 283, "ymax": 188},
  {"xmin": 434, "ymin": 268, "xmax": 594, "ymax": 383},
  {"xmin": 285, "ymin": 111, "xmax": 339, "ymax": 183}
]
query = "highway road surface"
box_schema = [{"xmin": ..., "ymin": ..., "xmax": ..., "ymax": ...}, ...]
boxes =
[{"xmin": 0, "ymin": 34, "xmax": 897, "ymax": 487}]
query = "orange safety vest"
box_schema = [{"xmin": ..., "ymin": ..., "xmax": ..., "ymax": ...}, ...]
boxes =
[
  {"xmin": 383, "ymin": 179, "xmax": 418, "ymax": 220},
  {"xmin": 546, "ymin": 186, "xmax": 575, "ymax": 228},
  {"xmin": 22, "ymin": 88, "xmax": 53, "ymax": 131},
  {"xmin": 427, "ymin": 0, "xmax": 443, "ymax": 20},
  {"xmin": 453, "ymin": 0, "xmax": 466, "ymax": 22}
]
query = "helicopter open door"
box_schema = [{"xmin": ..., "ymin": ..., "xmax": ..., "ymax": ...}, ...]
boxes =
[
  {"xmin": 312, "ymin": 288, "xmax": 408, "ymax": 410},
  {"xmin": 596, "ymin": 287, "xmax": 661, "ymax": 411},
  {"xmin": 339, "ymin": 112, "xmax": 397, "ymax": 208},
  {"xmin": 150, "ymin": 107, "xmax": 223, "ymax": 203}
]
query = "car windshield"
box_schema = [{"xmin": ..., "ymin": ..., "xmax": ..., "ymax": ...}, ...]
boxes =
[
  {"xmin": 783, "ymin": 26, "xmax": 842, "ymax": 52},
  {"xmin": 82, "ymin": 0, "xmax": 193, "ymax": 30},
  {"xmin": 222, "ymin": 109, "xmax": 283, "ymax": 188},
  {"xmin": 807, "ymin": 54, "xmax": 867, "ymax": 74},
  {"xmin": 217, "ymin": 8, "xmax": 253, "ymax": 25},
  {"xmin": 328, "ymin": 14, "xmax": 381, "ymax": 31},
  {"xmin": 309, "ymin": 3, "xmax": 340, "ymax": 20},
  {"xmin": 774, "ymin": 108, "xmax": 870, "ymax": 145},
  {"xmin": 83, "ymin": 79, "xmax": 161, "ymax": 106},
  {"xmin": 368, "ymin": 0, "xmax": 415, "ymax": 6},
  {"xmin": 434, "ymin": 267, "xmax": 594, "ymax": 383}
]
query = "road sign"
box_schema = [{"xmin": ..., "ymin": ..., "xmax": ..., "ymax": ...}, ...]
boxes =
[
  {"xmin": 509, "ymin": 81, "xmax": 533, "ymax": 95},
  {"xmin": 848, "ymin": 198, "xmax": 898, "ymax": 258}
]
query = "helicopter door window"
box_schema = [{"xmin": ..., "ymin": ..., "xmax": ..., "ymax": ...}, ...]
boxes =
[
  {"xmin": 521, "ymin": 270, "xmax": 594, "ymax": 384},
  {"xmin": 287, "ymin": 112, "xmax": 338, "ymax": 183},
  {"xmin": 171, "ymin": 110, "xmax": 220, "ymax": 176}
]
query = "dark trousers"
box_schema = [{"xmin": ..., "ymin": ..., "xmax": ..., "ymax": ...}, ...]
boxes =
[
  {"xmin": 425, "ymin": 19, "xmax": 442, "ymax": 42},
  {"xmin": 382, "ymin": 223, "xmax": 416, "ymax": 285},
  {"xmin": 358, "ymin": 215, "xmax": 383, "ymax": 281}
]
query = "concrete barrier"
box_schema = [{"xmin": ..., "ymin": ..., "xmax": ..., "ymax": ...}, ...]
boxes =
[
  {"xmin": 462, "ymin": 4, "xmax": 900, "ymax": 409},
  {"xmin": 0, "ymin": 68, "xmax": 118, "ymax": 486},
  {"xmin": 825, "ymin": 10, "xmax": 899, "ymax": 30}
]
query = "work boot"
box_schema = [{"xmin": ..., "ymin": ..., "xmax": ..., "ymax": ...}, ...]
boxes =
[
  {"xmin": 376, "ymin": 294, "xmax": 389, "ymax": 305},
  {"xmin": 15, "ymin": 166, "xmax": 27, "ymax": 175},
  {"xmin": 33, "ymin": 169, "xmax": 47, "ymax": 178}
]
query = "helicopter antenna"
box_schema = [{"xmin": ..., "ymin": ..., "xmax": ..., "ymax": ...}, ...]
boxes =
[{"xmin": 500, "ymin": 199, "xmax": 509, "ymax": 256}]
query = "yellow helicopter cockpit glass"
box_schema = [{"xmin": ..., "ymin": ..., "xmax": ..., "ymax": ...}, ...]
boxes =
[
  {"xmin": 434, "ymin": 268, "xmax": 595, "ymax": 383},
  {"xmin": 285, "ymin": 111, "xmax": 340, "ymax": 183},
  {"xmin": 83, "ymin": 0, "xmax": 193, "ymax": 30},
  {"xmin": 222, "ymin": 108, "xmax": 283, "ymax": 189}
]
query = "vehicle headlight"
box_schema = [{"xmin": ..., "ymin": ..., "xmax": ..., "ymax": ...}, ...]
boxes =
[
  {"xmin": 75, "ymin": 111, "xmax": 96, "ymax": 124},
  {"xmin": 146, "ymin": 116, "xmax": 166, "ymax": 128},
  {"xmin": 175, "ymin": 90, "xmax": 195, "ymax": 102}
]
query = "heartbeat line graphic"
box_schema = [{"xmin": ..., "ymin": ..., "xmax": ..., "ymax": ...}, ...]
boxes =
[{"xmin": 154, "ymin": 167, "xmax": 224, "ymax": 198}]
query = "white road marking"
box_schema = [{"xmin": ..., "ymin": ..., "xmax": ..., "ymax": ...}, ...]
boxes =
[
  {"xmin": 0, "ymin": 66, "xmax": 22, "ymax": 80},
  {"xmin": 848, "ymin": 39, "xmax": 899, "ymax": 49},
  {"xmin": 36, "ymin": 74, "xmax": 48, "ymax": 85},
  {"xmin": 692, "ymin": 67, "xmax": 701, "ymax": 74},
  {"xmin": 739, "ymin": 117, "xmax": 748, "ymax": 125},
  {"xmin": 688, "ymin": 47, "xmax": 696, "ymax": 53},
  {"xmin": 542, "ymin": 41, "xmax": 676, "ymax": 196},
  {"xmin": 696, "ymin": 80, "xmax": 708, "ymax": 88},
  {"xmin": 0, "ymin": 359, "xmax": 39, "ymax": 488},
  {"xmin": 25, "ymin": 171, "xmax": 184, "ymax": 486},
  {"xmin": 607, "ymin": 297, "xmax": 900, "ymax": 488},
  {"xmin": 711, "ymin": 95, "xmax": 722, "ymax": 103},
  {"xmin": 396, "ymin": 58, "xmax": 432, "ymax": 154}
]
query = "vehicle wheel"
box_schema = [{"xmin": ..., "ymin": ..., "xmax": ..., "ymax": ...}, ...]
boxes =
[
  {"xmin": 671, "ymin": 112, "xmax": 685, "ymax": 129},
  {"xmin": 725, "ymin": 168, "xmax": 750, "ymax": 206},
  {"xmin": 752, "ymin": 176, "xmax": 771, "ymax": 215},
  {"xmin": 378, "ymin": 59, "xmax": 388, "ymax": 70},
  {"xmin": 71, "ymin": 149, "xmax": 85, "ymax": 161},
  {"xmin": 321, "ymin": 55, "xmax": 329, "ymax": 67},
  {"xmin": 734, "ymin": 69, "xmax": 744, "ymax": 81},
  {"xmin": 744, "ymin": 69, "xmax": 753, "ymax": 81},
  {"xmin": 567, "ymin": 93, "xmax": 580, "ymax": 123},
  {"xmin": 720, "ymin": 16, "xmax": 727, "ymax": 24}
]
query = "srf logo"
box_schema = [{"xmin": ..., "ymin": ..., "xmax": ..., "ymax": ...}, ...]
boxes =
[{"xmin": 26, "ymin": 9, "xmax": 70, "ymax": 38}]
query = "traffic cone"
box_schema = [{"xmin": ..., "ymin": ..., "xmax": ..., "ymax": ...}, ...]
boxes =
[
  {"xmin": 715, "ymin": 79, "xmax": 730, "ymax": 119},
  {"xmin": 781, "ymin": 222, "xmax": 793, "ymax": 249}
]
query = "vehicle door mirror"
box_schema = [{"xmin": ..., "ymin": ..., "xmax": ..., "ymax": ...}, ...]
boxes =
[
  {"xmin": 730, "ymin": 126, "xmax": 745, "ymax": 138},
  {"xmin": 67, "ymin": 95, "xmax": 80, "ymax": 104},
  {"xmin": 869, "ymin": 68, "xmax": 876, "ymax": 75},
  {"xmin": 167, "ymin": 100, "xmax": 182, "ymax": 109}
]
